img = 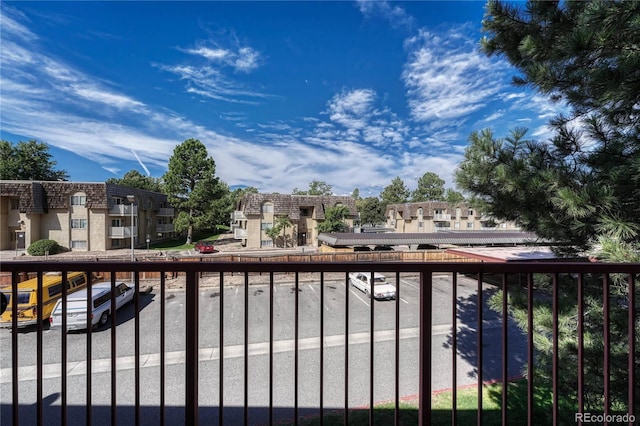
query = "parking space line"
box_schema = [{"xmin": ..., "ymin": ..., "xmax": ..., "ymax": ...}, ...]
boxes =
[
  {"xmin": 400, "ymin": 297, "xmax": 409, "ymax": 305},
  {"xmin": 400, "ymin": 278, "xmax": 419, "ymax": 290}
]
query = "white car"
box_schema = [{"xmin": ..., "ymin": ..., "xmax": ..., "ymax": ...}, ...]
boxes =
[
  {"xmin": 349, "ymin": 272, "xmax": 396, "ymax": 300},
  {"xmin": 50, "ymin": 281, "xmax": 134, "ymax": 331}
]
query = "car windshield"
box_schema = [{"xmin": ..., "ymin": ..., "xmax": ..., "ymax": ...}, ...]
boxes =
[{"xmin": 373, "ymin": 277, "xmax": 387, "ymax": 284}]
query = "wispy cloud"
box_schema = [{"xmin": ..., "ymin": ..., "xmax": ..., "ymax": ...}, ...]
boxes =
[
  {"xmin": 356, "ymin": 0, "xmax": 414, "ymax": 30},
  {"xmin": 402, "ymin": 28, "xmax": 506, "ymax": 123}
]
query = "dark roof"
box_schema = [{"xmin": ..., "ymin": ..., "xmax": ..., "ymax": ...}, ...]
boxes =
[
  {"xmin": 239, "ymin": 193, "xmax": 357, "ymax": 220},
  {"xmin": 0, "ymin": 181, "xmax": 170, "ymax": 213},
  {"xmin": 318, "ymin": 231, "xmax": 544, "ymax": 247}
]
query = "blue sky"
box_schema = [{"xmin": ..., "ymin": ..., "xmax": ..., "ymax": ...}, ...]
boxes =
[{"xmin": 0, "ymin": 1, "xmax": 563, "ymax": 196}]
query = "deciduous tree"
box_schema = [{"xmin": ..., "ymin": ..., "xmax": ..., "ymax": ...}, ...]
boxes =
[
  {"xmin": 357, "ymin": 197, "xmax": 385, "ymax": 226},
  {"xmin": 106, "ymin": 170, "xmax": 163, "ymax": 192},
  {"xmin": 0, "ymin": 140, "xmax": 69, "ymax": 181},
  {"xmin": 292, "ymin": 180, "xmax": 333, "ymax": 196}
]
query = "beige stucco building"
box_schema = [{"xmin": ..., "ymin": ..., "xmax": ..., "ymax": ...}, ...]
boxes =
[
  {"xmin": 0, "ymin": 181, "xmax": 176, "ymax": 252},
  {"xmin": 385, "ymin": 201, "xmax": 520, "ymax": 233},
  {"xmin": 232, "ymin": 193, "xmax": 358, "ymax": 248}
]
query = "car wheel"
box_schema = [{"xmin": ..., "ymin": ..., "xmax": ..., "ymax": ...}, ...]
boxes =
[
  {"xmin": 365, "ymin": 289, "xmax": 371, "ymax": 298},
  {"xmin": 98, "ymin": 311, "xmax": 109, "ymax": 327}
]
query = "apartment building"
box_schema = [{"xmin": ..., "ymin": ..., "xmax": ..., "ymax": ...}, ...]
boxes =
[
  {"xmin": 232, "ymin": 193, "xmax": 358, "ymax": 248},
  {"xmin": 0, "ymin": 181, "xmax": 176, "ymax": 252},
  {"xmin": 385, "ymin": 201, "xmax": 520, "ymax": 233}
]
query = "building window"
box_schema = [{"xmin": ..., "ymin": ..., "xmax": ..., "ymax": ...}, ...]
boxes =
[
  {"xmin": 261, "ymin": 239, "xmax": 273, "ymax": 247},
  {"xmin": 71, "ymin": 240, "xmax": 87, "ymax": 249},
  {"xmin": 261, "ymin": 222, "xmax": 273, "ymax": 230},
  {"xmin": 467, "ymin": 222, "xmax": 474, "ymax": 229},
  {"xmin": 262, "ymin": 202, "xmax": 273, "ymax": 213},
  {"xmin": 417, "ymin": 208, "xmax": 423, "ymax": 217},
  {"xmin": 468, "ymin": 209, "xmax": 474, "ymax": 217},
  {"xmin": 71, "ymin": 219, "xmax": 87, "ymax": 229},
  {"xmin": 71, "ymin": 195, "xmax": 86, "ymax": 205},
  {"xmin": 10, "ymin": 199, "xmax": 19, "ymax": 210},
  {"xmin": 454, "ymin": 221, "xmax": 460, "ymax": 229},
  {"xmin": 112, "ymin": 239, "xmax": 122, "ymax": 247},
  {"xmin": 300, "ymin": 208, "xmax": 310, "ymax": 217},
  {"xmin": 418, "ymin": 221, "xmax": 424, "ymax": 228},
  {"xmin": 111, "ymin": 219, "xmax": 123, "ymax": 227}
]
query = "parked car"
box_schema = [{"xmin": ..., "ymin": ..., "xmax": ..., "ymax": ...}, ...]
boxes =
[
  {"xmin": 348, "ymin": 272, "xmax": 396, "ymax": 300},
  {"xmin": 49, "ymin": 281, "xmax": 134, "ymax": 331},
  {"xmin": 194, "ymin": 240, "xmax": 215, "ymax": 253},
  {"xmin": 0, "ymin": 271, "xmax": 90, "ymax": 328}
]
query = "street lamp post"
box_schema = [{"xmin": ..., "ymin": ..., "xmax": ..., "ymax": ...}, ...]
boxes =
[{"xmin": 127, "ymin": 195, "xmax": 135, "ymax": 262}]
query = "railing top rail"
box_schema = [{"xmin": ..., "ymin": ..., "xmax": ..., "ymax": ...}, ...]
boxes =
[{"xmin": 1, "ymin": 260, "xmax": 639, "ymax": 274}]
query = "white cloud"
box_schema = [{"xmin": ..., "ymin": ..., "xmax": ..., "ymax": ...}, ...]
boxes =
[
  {"xmin": 327, "ymin": 88, "xmax": 376, "ymax": 130},
  {"xmin": 402, "ymin": 29, "xmax": 507, "ymax": 122},
  {"xmin": 356, "ymin": 0, "xmax": 414, "ymax": 30}
]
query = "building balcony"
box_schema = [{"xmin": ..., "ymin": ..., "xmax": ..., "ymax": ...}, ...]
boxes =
[
  {"xmin": 156, "ymin": 224, "xmax": 174, "ymax": 233},
  {"xmin": 157, "ymin": 208, "xmax": 175, "ymax": 217},
  {"xmin": 108, "ymin": 226, "xmax": 138, "ymax": 238},
  {"xmin": 1, "ymin": 260, "xmax": 637, "ymax": 425},
  {"xmin": 232, "ymin": 211, "xmax": 247, "ymax": 221},
  {"xmin": 234, "ymin": 227, "xmax": 248, "ymax": 239},
  {"xmin": 433, "ymin": 214, "xmax": 452, "ymax": 221},
  {"xmin": 109, "ymin": 205, "xmax": 138, "ymax": 216}
]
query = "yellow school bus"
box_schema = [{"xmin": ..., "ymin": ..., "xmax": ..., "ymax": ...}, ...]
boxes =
[{"xmin": 0, "ymin": 271, "xmax": 90, "ymax": 328}]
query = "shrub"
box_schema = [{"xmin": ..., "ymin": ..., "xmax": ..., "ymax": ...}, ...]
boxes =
[{"xmin": 27, "ymin": 239, "xmax": 63, "ymax": 256}]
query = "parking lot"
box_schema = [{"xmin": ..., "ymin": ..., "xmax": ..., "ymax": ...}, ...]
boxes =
[{"xmin": 1, "ymin": 272, "xmax": 526, "ymax": 425}]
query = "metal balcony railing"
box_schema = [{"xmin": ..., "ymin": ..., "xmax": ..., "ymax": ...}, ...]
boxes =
[{"xmin": 0, "ymin": 260, "xmax": 637, "ymax": 425}]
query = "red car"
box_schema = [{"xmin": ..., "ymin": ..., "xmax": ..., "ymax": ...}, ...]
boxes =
[{"xmin": 194, "ymin": 241, "xmax": 215, "ymax": 253}]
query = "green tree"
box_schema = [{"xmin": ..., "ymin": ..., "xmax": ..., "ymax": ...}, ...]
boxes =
[
  {"xmin": 264, "ymin": 224, "xmax": 281, "ymax": 247},
  {"xmin": 358, "ymin": 197, "xmax": 385, "ymax": 226},
  {"xmin": 317, "ymin": 205, "xmax": 350, "ymax": 233},
  {"xmin": 106, "ymin": 170, "xmax": 163, "ymax": 192},
  {"xmin": 445, "ymin": 188, "xmax": 465, "ymax": 203},
  {"xmin": 275, "ymin": 215, "xmax": 293, "ymax": 247},
  {"xmin": 411, "ymin": 172, "xmax": 445, "ymax": 202},
  {"xmin": 351, "ymin": 188, "xmax": 360, "ymax": 200},
  {"xmin": 162, "ymin": 138, "xmax": 222, "ymax": 244},
  {"xmin": 457, "ymin": 0, "xmax": 640, "ymax": 417},
  {"xmin": 0, "ymin": 140, "xmax": 69, "ymax": 181},
  {"xmin": 380, "ymin": 177, "xmax": 409, "ymax": 207},
  {"xmin": 292, "ymin": 180, "xmax": 333, "ymax": 196}
]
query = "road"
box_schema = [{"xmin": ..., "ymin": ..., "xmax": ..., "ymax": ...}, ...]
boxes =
[{"xmin": 0, "ymin": 273, "xmax": 527, "ymax": 425}]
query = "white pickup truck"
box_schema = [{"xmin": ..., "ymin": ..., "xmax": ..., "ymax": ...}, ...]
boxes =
[{"xmin": 348, "ymin": 272, "xmax": 396, "ymax": 300}]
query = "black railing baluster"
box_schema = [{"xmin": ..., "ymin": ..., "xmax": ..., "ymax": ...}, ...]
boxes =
[
  {"xmin": 219, "ymin": 271, "xmax": 225, "ymax": 426},
  {"xmin": 527, "ymin": 273, "xmax": 534, "ymax": 426},
  {"xmin": 369, "ymin": 271, "xmax": 374, "ymax": 426},
  {"xmin": 603, "ymin": 274, "xmax": 611, "ymax": 417},
  {"xmin": 110, "ymin": 274, "xmax": 117, "ymax": 426},
  {"xmin": 36, "ymin": 272, "xmax": 43, "ymax": 426},
  {"xmin": 134, "ymin": 271, "xmax": 140, "ymax": 426},
  {"xmin": 11, "ymin": 270, "xmax": 18, "ymax": 426},
  {"xmin": 295, "ymin": 271, "xmax": 300, "ymax": 426},
  {"xmin": 160, "ymin": 271, "xmax": 166, "ymax": 426},
  {"xmin": 244, "ymin": 272, "xmax": 249, "ymax": 426},
  {"xmin": 320, "ymin": 272, "xmax": 325, "ymax": 426},
  {"xmin": 185, "ymin": 269, "xmax": 199, "ymax": 425},
  {"xmin": 577, "ymin": 273, "xmax": 584, "ymax": 422},
  {"xmin": 269, "ymin": 272, "xmax": 274, "ymax": 426},
  {"xmin": 477, "ymin": 271, "xmax": 484, "ymax": 426},
  {"xmin": 552, "ymin": 273, "xmax": 559, "ymax": 426},
  {"xmin": 452, "ymin": 272, "xmax": 458, "ymax": 426},
  {"xmin": 61, "ymin": 271, "xmax": 68, "ymax": 426},
  {"xmin": 502, "ymin": 273, "xmax": 508, "ymax": 426},
  {"xmin": 418, "ymin": 271, "xmax": 432, "ymax": 425},
  {"xmin": 86, "ymin": 273, "xmax": 93, "ymax": 426},
  {"xmin": 344, "ymin": 271, "xmax": 349, "ymax": 426},
  {"xmin": 395, "ymin": 271, "xmax": 400, "ymax": 426},
  {"xmin": 628, "ymin": 273, "xmax": 636, "ymax": 420}
]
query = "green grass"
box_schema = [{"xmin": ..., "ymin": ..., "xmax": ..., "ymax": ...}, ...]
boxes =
[
  {"xmin": 148, "ymin": 228, "xmax": 225, "ymax": 251},
  {"xmin": 279, "ymin": 379, "xmax": 565, "ymax": 426}
]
